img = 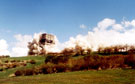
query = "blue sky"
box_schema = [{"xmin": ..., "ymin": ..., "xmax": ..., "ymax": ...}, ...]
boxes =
[
  {"xmin": 0, "ymin": 0, "xmax": 135, "ymax": 42},
  {"xmin": 0, "ymin": 0, "xmax": 135, "ymax": 56}
]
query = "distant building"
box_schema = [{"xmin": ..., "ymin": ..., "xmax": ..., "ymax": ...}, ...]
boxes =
[
  {"xmin": 39, "ymin": 33, "xmax": 55, "ymax": 45},
  {"xmin": 28, "ymin": 33, "xmax": 55, "ymax": 56}
]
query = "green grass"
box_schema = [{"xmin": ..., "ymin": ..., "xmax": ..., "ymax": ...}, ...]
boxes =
[
  {"xmin": 0, "ymin": 69, "xmax": 135, "ymax": 84},
  {"xmin": 0, "ymin": 56, "xmax": 45, "ymax": 78},
  {"xmin": 0, "ymin": 56, "xmax": 135, "ymax": 84}
]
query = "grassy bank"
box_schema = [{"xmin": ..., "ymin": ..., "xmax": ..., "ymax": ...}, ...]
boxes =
[
  {"xmin": 0, "ymin": 69, "xmax": 135, "ymax": 84},
  {"xmin": 0, "ymin": 55, "xmax": 135, "ymax": 84},
  {"xmin": 0, "ymin": 56, "xmax": 45, "ymax": 78}
]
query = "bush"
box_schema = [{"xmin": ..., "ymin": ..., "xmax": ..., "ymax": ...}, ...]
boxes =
[
  {"xmin": 54, "ymin": 64, "xmax": 70, "ymax": 72},
  {"xmin": 11, "ymin": 60, "xmax": 16, "ymax": 63},
  {"xmin": 11, "ymin": 64, "xmax": 17, "ymax": 68},
  {"xmin": 15, "ymin": 70, "xmax": 24, "ymax": 76},
  {"xmin": 0, "ymin": 68, "xmax": 4, "ymax": 71},
  {"xmin": 84, "ymin": 55, "xmax": 101, "ymax": 69},
  {"xmin": 125, "ymin": 54, "xmax": 135, "ymax": 68},
  {"xmin": 45, "ymin": 56, "xmax": 56, "ymax": 64},
  {"xmin": 99, "ymin": 55, "xmax": 125, "ymax": 69},
  {"xmin": 38, "ymin": 63, "xmax": 70, "ymax": 74},
  {"xmin": 4, "ymin": 60, "xmax": 9, "ymax": 63},
  {"xmin": 86, "ymin": 48, "xmax": 92, "ymax": 55},
  {"xmin": 29, "ymin": 60, "xmax": 36, "ymax": 64},
  {"xmin": 40, "ymin": 64, "xmax": 55, "ymax": 74},
  {"xmin": 24, "ymin": 69, "xmax": 35, "ymax": 76},
  {"xmin": 112, "ymin": 55, "xmax": 125, "ymax": 68},
  {"xmin": 70, "ymin": 58, "xmax": 86, "ymax": 71},
  {"xmin": 100, "ymin": 57, "xmax": 111, "ymax": 69},
  {"xmin": 54, "ymin": 56, "xmax": 70, "ymax": 64},
  {"xmin": 15, "ymin": 68, "xmax": 36, "ymax": 76},
  {"xmin": 15, "ymin": 53, "xmax": 135, "ymax": 77},
  {"xmin": 45, "ymin": 56, "xmax": 70, "ymax": 64},
  {"xmin": 23, "ymin": 63, "xmax": 27, "ymax": 66},
  {"xmin": 34, "ymin": 67, "xmax": 42, "ymax": 74},
  {"xmin": 61, "ymin": 48, "xmax": 75, "ymax": 56}
]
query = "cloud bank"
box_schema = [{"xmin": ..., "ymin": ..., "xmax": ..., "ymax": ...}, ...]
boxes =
[
  {"xmin": 0, "ymin": 39, "xmax": 10, "ymax": 55},
  {"xmin": 1, "ymin": 18, "xmax": 135, "ymax": 57},
  {"xmin": 64, "ymin": 18, "xmax": 135, "ymax": 51},
  {"xmin": 10, "ymin": 34, "xmax": 33, "ymax": 57}
]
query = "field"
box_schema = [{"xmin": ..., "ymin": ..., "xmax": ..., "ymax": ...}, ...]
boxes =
[{"xmin": 0, "ymin": 56, "xmax": 135, "ymax": 84}]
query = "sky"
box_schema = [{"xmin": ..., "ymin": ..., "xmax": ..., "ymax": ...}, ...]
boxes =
[{"xmin": 0, "ymin": 0, "xmax": 135, "ymax": 56}]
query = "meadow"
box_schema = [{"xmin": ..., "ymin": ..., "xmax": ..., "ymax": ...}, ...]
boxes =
[{"xmin": 0, "ymin": 55, "xmax": 135, "ymax": 84}]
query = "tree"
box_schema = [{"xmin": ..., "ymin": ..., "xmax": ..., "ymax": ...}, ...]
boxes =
[{"xmin": 87, "ymin": 48, "xmax": 92, "ymax": 55}]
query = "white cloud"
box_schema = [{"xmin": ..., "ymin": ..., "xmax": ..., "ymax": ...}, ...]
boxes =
[
  {"xmin": 112, "ymin": 24, "xmax": 123, "ymax": 31},
  {"xmin": 122, "ymin": 20, "xmax": 135, "ymax": 27},
  {"xmin": 2, "ymin": 18, "xmax": 135, "ymax": 57},
  {"xmin": 80, "ymin": 24, "xmax": 87, "ymax": 29},
  {"xmin": 97, "ymin": 18, "xmax": 115, "ymax": 30},
  {"xmin": 0, "ymin": 39, "xmax": 10, "ymax": 55},
  {"xmin": 10, "ymin": 34, "xmax": 33, "ymax": 57},
  {"xmin": 10, "ymin": 32, "xmax": 62, "ymax": 57},
  {"xmin": 44, "ymin": 35, "xmax": 62, "ymax": 53},
  {"xmin": 63, "ymin": 18, "xmax": 135, "ymax": 51}
]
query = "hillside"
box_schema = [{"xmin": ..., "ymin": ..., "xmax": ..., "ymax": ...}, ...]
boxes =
[{"xmin": 0, "ymin": 56, "xmax": 135, "ymax": 84}]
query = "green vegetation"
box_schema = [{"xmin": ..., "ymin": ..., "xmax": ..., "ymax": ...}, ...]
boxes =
[
  {"xmin": 0, "ymin": 55, "xmax": 135, "ymax": 84},
  {"xmin": 0, "ymin": 69, "xmax": 135, "ymax": 84},
  {"xmin": 0, "ymin": 56, "xmax": 45, "ymax": 78}
]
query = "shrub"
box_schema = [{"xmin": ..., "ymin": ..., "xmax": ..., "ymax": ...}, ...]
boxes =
[
  {"xmin": 29, "ymin": 60, "xmax": 36, "ymax": 64},
  {"xmin": 54, "ymin": 56, "xmax": 70, "ymax": 64},
  {"xmin": 86, "ymin": 48, "xmax": 92, "ymax": 55},
  {"xmin": 15, "ymin": 70, "xmax": 24, "ymax": 76},
  {"xmin": 70, "ymin": 58, "xmax": 86, "ymax": 71},
  {"xmin": 15, "ymin": 53, "xmax": 135, "ymax": 77},
  {"xmin": 125, "ymin": 54, "xmax": 135, "ymax": 68},
  {"xmin": 45, "ymin": 56, "xmax": 70, "ymax": 64},
  {"xmin": 99, "ymin": 55, "xmax": 125, "ymax": 69},
  {"xmin": 100, "ymin": 57, "xmax": 109, "ymax": 69},
  {"xmin": 45, "ymin": 56, "xmax": 56, "ymax": 64},
  {"xmin": 23, "ymin": 63, "xmax": 27, "ymax": 66},
  {"xmin": 15, "ymin": 68, "xmax": 36, "ymax": 76},
  {"xmin": 34, "ymin": 67, "xmax": 42, "ymax": 74},
  {"xmin": 12, "ymin": 64, "xmax": 17, "ymax": 68},
  {"xmin": 24, "ymin": 69, "xmax": 35, "ymax": 76},
  {"xmin": 40, "ymin": 64, "xmax": 55, "ymax": 74},
  {"xmin": 61, "ymin": 48, "xmax": 75, "ymax": 56},
  {"xmin": 84, "ymin": 55, "xmax": 101, "ymax": 69},
  {"xmin": 54, "ymin": 64, "xmax": 70, "ymax": 72},
  {"xmin": 0, "ymin": 68, "xmax": 3, "ymax": 71},
  {"xmin": 11, "ymin": 60, "xmax": 16, "ymax": 63},
  {"xmin": 112, "ymin": 55, "xmax": 125, "ymax": 68},
  {"xmin": 4, "ymin": 60, "xmax": 9, "ymax": 63}
]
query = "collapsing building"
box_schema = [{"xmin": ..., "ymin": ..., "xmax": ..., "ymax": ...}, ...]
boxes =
[{"xmin": 28, "ymin": 33, "xmax": 55, "ymax": 55}]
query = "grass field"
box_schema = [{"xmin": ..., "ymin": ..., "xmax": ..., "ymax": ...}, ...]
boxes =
[
  {"xmin": 0, "ymin": 56, "xmax": 45, "ymax": 78},
  {"xmin": 0, "ymin": 56, "xmax": 135, "ymax": 84},
  {"xmin": 0, "ymin": 69, "xmax": 135, "ymax": 84}
]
